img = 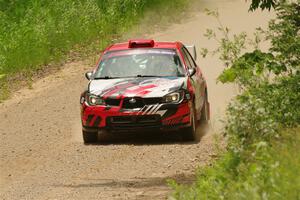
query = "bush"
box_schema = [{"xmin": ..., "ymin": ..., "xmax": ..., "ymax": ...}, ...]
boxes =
[
  {"xmin": 226, "ymin": 73, "xmax": 300, "ymax": 147},
  {"xmin": 169, "ymin": 1, "xmax": 300, "ymax": 199},
  {"xmin": 169, "ymin": 128, "xmax": 300, "ymax": 200}
]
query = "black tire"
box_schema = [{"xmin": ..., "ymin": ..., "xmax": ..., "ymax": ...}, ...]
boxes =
[
  {"xmin": 182, "ymin": 105, "xmax": 197, "ymax": 141},
  {"xmin": 82, "ymin": 130, "xmax": 98, "ymax": 144},
  {"xmin": 200, "ymin": 95, "xmax": 209, "ymax": 123}
]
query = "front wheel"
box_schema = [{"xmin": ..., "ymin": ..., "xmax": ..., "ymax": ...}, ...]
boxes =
[
  {"xmin": 200, "ymin": 96, "xmax": 209, "ymax": 123},
  {"xmin": 182, "ymin": 106, "xmax": 197, "ymax": 141},
  {"xmin": 82, "ymin": 130, "xmax": 98, "ymax": 144}
]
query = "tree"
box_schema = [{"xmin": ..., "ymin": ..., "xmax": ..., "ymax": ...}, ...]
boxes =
[{"xmin": 249, "ymin": 0, "xmax": 278, "ymax": 10}]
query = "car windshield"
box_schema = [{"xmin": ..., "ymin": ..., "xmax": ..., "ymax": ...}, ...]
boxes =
[{"xmin": 94, "ymin": 49, "xmax": 185, "ymax": 79}]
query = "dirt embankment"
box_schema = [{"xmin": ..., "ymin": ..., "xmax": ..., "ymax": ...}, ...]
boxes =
[{"xmin": 0, "ymin": 1, "xmax": 273, "ymax": 199}]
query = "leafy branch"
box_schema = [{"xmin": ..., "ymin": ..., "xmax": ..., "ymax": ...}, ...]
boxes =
[{"xmin": 200, "ymin": 2, "xmax": 300, "ymax": 89}]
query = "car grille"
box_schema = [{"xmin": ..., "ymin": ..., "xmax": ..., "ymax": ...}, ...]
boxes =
[
  {"xmin": 107, "ymin": 115, "xmax": 162, "ymax": 129},
  {"xmin": 122, "ymin": 97, "xmax": 162, "ymax": 109},
  {"xmin": 105, "ymin": 98, "xmax": 121, "ymax": 106},
  {"xmin": 143, "ymin": 98, "xmax": 161, "ymax": 105}
]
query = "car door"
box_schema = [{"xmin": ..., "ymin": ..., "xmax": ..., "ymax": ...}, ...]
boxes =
[{"xmin": 181, "ymin": 47, "xmax": 205, "ymax": 116}]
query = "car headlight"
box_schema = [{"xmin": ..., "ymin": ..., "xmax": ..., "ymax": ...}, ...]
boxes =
[
  {"xmin": 88, "ymin": 94, "xmax": 105, "ymax": 106},
  {"xmin": 162, "ymin": 92, "xmax": 183, "ymax": 103}
]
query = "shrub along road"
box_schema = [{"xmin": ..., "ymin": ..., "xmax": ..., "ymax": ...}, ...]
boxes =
[{"xmin": 0, "ymin": 1, "xmax": 273, "ymax": 199}]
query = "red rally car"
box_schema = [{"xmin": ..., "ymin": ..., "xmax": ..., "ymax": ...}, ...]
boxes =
[{"xmin": 80, "ymin": 39, "xmax": 209, "ymax": 143}]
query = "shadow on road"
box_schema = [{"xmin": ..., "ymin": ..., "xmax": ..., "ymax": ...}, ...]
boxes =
[
  {"xmin": 88, "ymin": 122, "xmax": 210, "ymax": 146},
  {"xmin": 53, "ymin": 173, "xmax": 195, "ymax": 189}
]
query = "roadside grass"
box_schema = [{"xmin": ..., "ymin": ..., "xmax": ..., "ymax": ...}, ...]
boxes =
[
  {"xmin": 0, "ymin": 0, "xmax": 189, "ymax": 102},
  {"xmin": 169, "ymin": 127, "xmax": 300, "ymax": 200}
]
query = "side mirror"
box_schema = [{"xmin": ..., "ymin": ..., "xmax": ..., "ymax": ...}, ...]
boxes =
[
  {"xmin": 188, "ymin": 68, "xmax": 196, "ymax": 77},
  {"xmin": 85, "ymin": 71, "xmax": 93, "ymax": 80}
]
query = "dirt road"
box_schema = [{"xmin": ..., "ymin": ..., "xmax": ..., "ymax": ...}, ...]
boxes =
[{"xmin": 0, "ymin": 1, "xmax": 272, "ymax": 199}]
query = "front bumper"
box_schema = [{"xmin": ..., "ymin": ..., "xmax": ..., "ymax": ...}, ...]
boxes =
[{"xmin": 81, "ymin": 100, "xmax": 192, "ymax": 132}]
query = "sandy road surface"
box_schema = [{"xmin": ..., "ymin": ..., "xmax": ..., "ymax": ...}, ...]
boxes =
[{"xmin": 0, "ymin": 1, "xmax": 272, "ymax": 199}]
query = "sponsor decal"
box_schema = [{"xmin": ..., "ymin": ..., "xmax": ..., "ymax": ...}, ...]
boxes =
[{"xmin": 137, "ymin": 104, "xmax": 164, "ymax": 116}]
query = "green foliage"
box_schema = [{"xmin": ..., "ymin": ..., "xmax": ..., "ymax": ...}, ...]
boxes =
[
  {"xmin": 267, "ymin": 1, "xmax": 300, "ymax": 72},
  {"xmin": 170, "ymin": 1, "xmax": 300, "ymax": 199},
  {"xmin": 170, "ymin": 128, "xmax": 300, "ymax": 200},
  {"xmin": 202, "ymin": 1, "xmax": 300, "ymax": 89},
  {"xmin": 249, "ymin": 0, "xmax": 278, "ymax": 11},
  {"xmin": 201, "ymin": 9, "xmax": 248, "ymax": 68},
  {"xmin": 218, "ymin": 50, "xmax": 286, "ymax": 87},
  {"xmin": 0, "ymin": 0, "xmax": 188, "ymax": 76},
  {"xmin": 226, "ymin": 73, "xmax": 300, "ymax": 147},
  {"xmin": 222, "ymin": 1, "xmax": 299, "ymax": 87}
]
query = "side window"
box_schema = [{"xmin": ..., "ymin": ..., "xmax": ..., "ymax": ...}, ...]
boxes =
[
  {"xmin": 183, "ymin": 47, "xmax": 197, "ymax": 68},
  {"xmin": 181, "ymin": 48, "xmax": 192, "ymax": 69}
]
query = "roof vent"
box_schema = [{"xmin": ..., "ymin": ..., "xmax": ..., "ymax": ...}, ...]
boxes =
[{"xmin": 128, "ymin": 39, "xmax": 155, "ymax": 48}]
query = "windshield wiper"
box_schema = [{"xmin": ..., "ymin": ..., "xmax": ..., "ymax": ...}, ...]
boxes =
[
  {"xmin": 136, "ymin": 75, "xmax": 164, "ymax": 77},
  {"xmin": 93, "ymin": 76, "xmax": 121, "ymax": 79},
  {"xmin": 94, "ymin": 75, "xmax": 184, "ymax": 79},
  {"xmin": 135, "ymin": 75, "xmax": 185, "ymax": 78}
]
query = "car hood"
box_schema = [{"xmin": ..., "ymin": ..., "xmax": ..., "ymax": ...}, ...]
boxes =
[{"xmin": 89, "ymin": 77, "xmax": 187, "ymax": 98}]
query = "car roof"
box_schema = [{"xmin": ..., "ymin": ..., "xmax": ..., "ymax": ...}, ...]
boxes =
[{"xmin": 104, "ymin": 40, "xmax": 183, "ymax": 52}]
